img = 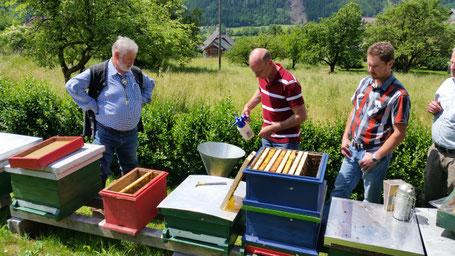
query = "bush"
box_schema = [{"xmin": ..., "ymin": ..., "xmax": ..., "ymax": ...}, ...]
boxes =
[
  {"xmin": 0, "ymin": 75, "xmax": 431, "ymax": 206},
  {"xmin": 0, "ymin": 75, "xmax": 81, "ymax": 138},
  {"xmin": 0, "ymin": 25, "xmax": 28, "ymax": 54}
]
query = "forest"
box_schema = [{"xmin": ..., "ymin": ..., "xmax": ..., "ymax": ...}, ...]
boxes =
[{"xmin": 185, "ymin": 0, "xmax": 455, "ymax": 27}]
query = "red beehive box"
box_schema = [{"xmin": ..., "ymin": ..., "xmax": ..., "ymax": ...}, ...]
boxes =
[
  {"xmin": 8, "ymin": 136, "xmax": 84, "ymax": 169},
  {"xmin": 99, "ymin": 168, "xmax": 168, "ymax": 235}
]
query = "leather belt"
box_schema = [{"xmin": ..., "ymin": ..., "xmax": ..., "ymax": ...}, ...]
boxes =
[
  {"xmin": 434, "ymin": 143, "xmax": 455, "ymax": 154},
  {"xmin": 97, "ymin": 122, "xmax": 133, "ymax": 134},
  {"xmin": 352, "ymin": 141, "xmax": 376, "ymax": 151}
]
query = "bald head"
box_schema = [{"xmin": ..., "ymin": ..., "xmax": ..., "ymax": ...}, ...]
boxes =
[
  {"xmin": 249, "ymin": 48, "xmax": 272, "ymax": 66},
  {"xmin": 249, "ymin": 48, "xmax": 276, "ymax": 80}
]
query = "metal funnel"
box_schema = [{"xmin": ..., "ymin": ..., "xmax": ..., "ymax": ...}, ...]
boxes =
[{"xmin": 197, "ymin": 142, "xmax": 245, "ymax": 177}]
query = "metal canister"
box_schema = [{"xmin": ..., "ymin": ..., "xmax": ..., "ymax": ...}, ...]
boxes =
[{"xmin": 392, "ymin": 183, "xmax": 416, "ymax": 221}]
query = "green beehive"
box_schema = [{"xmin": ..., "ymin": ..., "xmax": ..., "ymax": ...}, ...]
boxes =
[
  {"xmin": 6, "ymin": 144, "xmax": 105, "ymax": 221},
  {"xmin": 158, "ymin": 175, "xmax": 246, "ymax": 255},
  {"xmin": 436, "ymin": 189, "xmax": 455, "ymax": 232},
  {"xmin": 0, "ymin": 133, "xmax": 42, "ymax": 198}
]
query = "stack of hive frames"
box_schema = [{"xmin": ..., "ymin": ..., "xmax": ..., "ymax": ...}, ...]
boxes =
[{"xmin": 249, "ymin": 148, "xmax": 321, "ymax": 177}]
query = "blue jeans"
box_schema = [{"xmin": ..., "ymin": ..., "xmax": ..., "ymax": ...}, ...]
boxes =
[
  {"xmin": 262, "ymin": 138, "xmax": 300, "ymax": 150},
  {"xmin": 323, "ymin": 146, "xmax": 392, "ymax": 222},
  {"xmin": 93, "ymin": 124, "xmax": 139, "ymax": 187}
]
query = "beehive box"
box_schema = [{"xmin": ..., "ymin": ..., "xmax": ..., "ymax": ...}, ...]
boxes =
[
  {"xmin": 242, "ymin": 233, "xmax": 320, "ymax": 256},
  {"xmin": 242, "ymin": 245, "xmax": 293, "ymax": 256},
  {"xmin": 158, "ymin": 175, "xmax": 246, "ymax": 255},
  {"xmin": 99, "ymin": 168, "xmax": 168, "ymax": 235},
  {"xmin": 0, "ymin": 133, "xmax": 42, "ymax": 197},
  {"xmin": 8, "ymin": 136, "xmax": 84, "ymax": 169},
  {"xmin": 244, "ymin": 147, "xmax": 328, "ymax": 211},
  {"xmin": 436, "ymin": 189, "xmax": 455, "ymax": 232},
  {"xmin": 6, "ymin": 144, "xmax": 104, "ymax": 220},
  {"xmin": 0, "ymin": 160, "xmax": 12, "ymax": 198},
  {"xmin": 242, "ymin": 189, "xmax": 324, "ymax": 256}
]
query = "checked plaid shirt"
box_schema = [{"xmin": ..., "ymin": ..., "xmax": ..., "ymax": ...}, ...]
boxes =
[{"xmin": 350, "ymin": 72, "xmax": 411, "ymax": 152}]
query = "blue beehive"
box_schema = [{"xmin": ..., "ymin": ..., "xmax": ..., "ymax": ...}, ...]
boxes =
[
  {"xmin": 243, "ymin": 148, "xmax": 328, "ymax": 211},
  {"xmin": 242, "ymin": 183, "xmax": 325, "ymax": 254},
  {"xmin": 242, "ymin": 147, "xmax": 328, "ymax": 255}
]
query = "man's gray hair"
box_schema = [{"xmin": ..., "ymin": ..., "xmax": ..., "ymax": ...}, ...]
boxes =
[{"xmin": 112, "ymin": 36, "xmax": 138, "ymax": 56}]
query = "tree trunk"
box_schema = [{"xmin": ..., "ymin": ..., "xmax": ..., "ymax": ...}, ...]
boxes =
[{"xmin": 330, "ymin": 63, "xmax": 336, "ymax": 73}]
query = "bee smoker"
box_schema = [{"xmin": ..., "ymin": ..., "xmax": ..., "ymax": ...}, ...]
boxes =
[{"xmin": 392, "ymin": 183, "xmax": 416, "ymax": 221}]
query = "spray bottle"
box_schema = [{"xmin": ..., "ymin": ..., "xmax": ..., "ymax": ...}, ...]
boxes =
[{"xmin": 232, "ymin": 115, "xmax": 254, "ymax": 140}]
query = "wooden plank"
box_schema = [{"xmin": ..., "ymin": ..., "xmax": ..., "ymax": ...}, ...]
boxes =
[
  {"xmin": 9, "ymin": 209, "xmax": 241, "ymax": 256},
  {"xmin": 263, "ymin": 149, "xmax": 281, "ymax": 172},
  {"xmin": 275, "ymin": 150, "xmax": 291, "ymax": 173},
  {"xmin": 269, "ymin": 150, "xmax": 286, "ymax": 173},
  {"xmin": 252, "ymin": 148, "xmax": 270, "ymax": 170},
  {"xmin": 258, "ymin": 148, "xmax": 276, "ymax": 171},
  {"xmin": 282, "ymin": 150, "xmax": 297, "ymax": 174},
  {"xmin": 119, "ymin": 171, "xmax": 152, "ymax": 194},
  {"xmin": 294, "ymin": 152, "xmax": 308, "ymax": 176},
  {"xmin": 220, "ymin": 151, "xmax": 256, "ymax": 211},
  {"xmin": 288, "ymin": 151, "xmax": 303, "ymax": 175}
]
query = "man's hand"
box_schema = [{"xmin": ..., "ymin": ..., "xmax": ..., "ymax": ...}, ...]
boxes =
[
  {"xmin": 258, "ymin": 126, "xmax": 275, "ymax": 138},
  {"xmin": 359, "ymin": 152, "xmax": 377, "ymax": 173},
  {"xmin": 341, "ymin": 137, "xmax": 352, "ymax": 159},
  {"xmin": 241, "ymin": 107, "xmax": 252, "ymax": 122},
  {"xmin": 427, "ymin": 101, "xmax": 442, "ymax": 115}
]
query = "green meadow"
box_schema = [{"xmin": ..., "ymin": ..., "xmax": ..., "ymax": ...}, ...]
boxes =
[
  {"xmin": 0, "ymin": 53, "xmax": 446, "ymax": 255},
  {"xmin": 0, "ymin": 54, "xmax": 445, "ymax": 128}
]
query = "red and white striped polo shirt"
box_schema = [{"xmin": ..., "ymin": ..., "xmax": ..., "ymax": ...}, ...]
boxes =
[{"xmin": 259, "ymin": 63, "xmax": 304, "ymax": 143}]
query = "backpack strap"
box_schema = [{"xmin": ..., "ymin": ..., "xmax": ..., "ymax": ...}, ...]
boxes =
[
  {"xmin": 83, "ymin": 61, "xmax": 145, "ymax": 137},
  {"xmin": 130, "ymin": 66, "xmax": 144, "ymax": 133},
  {"xmin": 131, "ymin": 66, "xmax": 143, "ymax": 92},
  {"xmin": 88, "ymin": 61, "xmax": 109, "ymax": 99}
]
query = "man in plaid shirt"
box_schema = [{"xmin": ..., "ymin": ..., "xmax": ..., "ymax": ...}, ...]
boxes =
[{"xmin": 328, "ymin": 42, "xmax": 411, "ymax": 207}]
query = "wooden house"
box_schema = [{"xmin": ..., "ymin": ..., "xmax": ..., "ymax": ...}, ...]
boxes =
[{"xmin": 202, "ymin": 28, "xmax": 235, "ymax": 58}]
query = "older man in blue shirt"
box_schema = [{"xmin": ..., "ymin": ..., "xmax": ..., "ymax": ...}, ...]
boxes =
[
  {"xmin": 424, "ymin": 48, "xmax": 455, "ymax": 205},
  {"xmin": 66, "ymin": 36, "xmax": 155, "ymax": 187}
]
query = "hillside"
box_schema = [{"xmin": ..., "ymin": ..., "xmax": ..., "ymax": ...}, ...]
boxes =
[{"xmin": 184, "ymin": 0, "xmax": 455, "ymax": 27}]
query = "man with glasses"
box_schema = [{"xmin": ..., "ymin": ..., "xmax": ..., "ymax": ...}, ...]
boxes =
[
  {"xmin": 424, "ymin": 48, "xmax": 455, "ymax": 205},
  {"xmin": 66, "ymin": 36, "xmax": 155, "ymax": 188}
]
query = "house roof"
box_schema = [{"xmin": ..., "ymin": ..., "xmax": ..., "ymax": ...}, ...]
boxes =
[
  {"xmin": 202, "ymin": 28, "xmax": 235, "ymax": 50},
  {"xmin": 361, "ymin": 17, "xmax": 376, "ymax": 23}
]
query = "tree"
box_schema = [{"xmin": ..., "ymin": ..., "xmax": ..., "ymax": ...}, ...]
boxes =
[
  {"xmin": 226, "ymin": 33, "xmax": 286, "ymax": 66},
  {"xmin": 11, "ymin": 0, "xmax": 200, "ymax": 82},
  {"xmin": 365, "ymin": 0, "xmax": 454, "ymax": 73},
  {"xmin": 300, "ymin": 2, "xmax": 364, "ymax": 72},
  {"xmin": 226, "ymin": 37, "xmax": 255, "ymax": 66},
  {"xmin": 284, "ymin": 26, "xmax": 305, "ymax": 69}
]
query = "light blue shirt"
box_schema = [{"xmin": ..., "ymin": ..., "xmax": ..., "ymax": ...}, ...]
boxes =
[
  {"xmin": 432, "ymin": 77, "xmax": 455, "ymax": 149},
  {"xmin": 66, "ymin": 59, "xmax": 155, "ymax": 131}
]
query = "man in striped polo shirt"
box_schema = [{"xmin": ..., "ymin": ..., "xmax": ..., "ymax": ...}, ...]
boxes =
[
  {"xmin": 328, "ymin": 42, "xmax": 411, "ymax": 206},
  {"xmin": 242, "ymin": 48, "xmax": 307, "ymax": 150}
]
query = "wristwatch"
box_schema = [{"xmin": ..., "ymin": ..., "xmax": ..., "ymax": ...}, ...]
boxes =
[{"xmin": 372, "ymin": 154, "xmax": 380, "ymax": 163}]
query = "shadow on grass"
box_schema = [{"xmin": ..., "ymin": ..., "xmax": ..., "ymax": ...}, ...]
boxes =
[
  {"xmin": 162, "ymin": 63, "xmax": 219, "ymax": 74},
  {"xmin": 138, "ymin": 62, "xmax": 219, "ymax": 74}
]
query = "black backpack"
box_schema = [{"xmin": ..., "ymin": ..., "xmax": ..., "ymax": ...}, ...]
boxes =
[{"xmin": 83, "ymin": 60, "xmax": 144, "ymax": 137}]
